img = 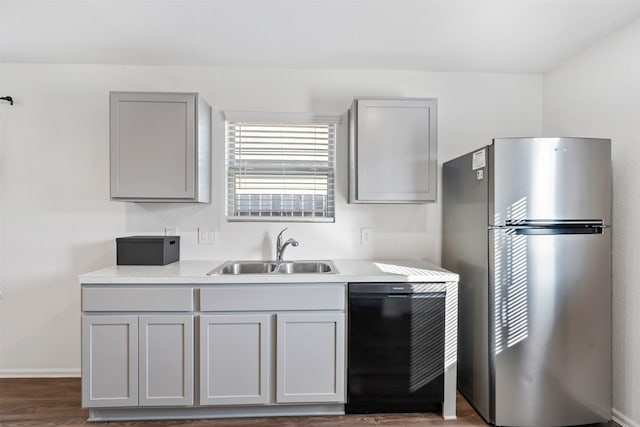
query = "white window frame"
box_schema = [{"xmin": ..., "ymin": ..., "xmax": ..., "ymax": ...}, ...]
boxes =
[{"xmin": 224, "ymin": 112, "xmax": 339, "ymax": 222}]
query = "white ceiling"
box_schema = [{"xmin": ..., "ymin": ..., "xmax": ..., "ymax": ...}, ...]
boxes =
[{"xmin": 2, "ymin": 0, "xmax": 640, "ymax": 73}]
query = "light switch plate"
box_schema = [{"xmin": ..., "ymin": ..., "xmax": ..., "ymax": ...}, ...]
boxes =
[{"xmin": 198, "ymin": 227, "xmax": 217, "ymax": 245}]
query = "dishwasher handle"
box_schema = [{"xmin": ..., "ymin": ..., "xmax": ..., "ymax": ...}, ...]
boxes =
[
  {"xmin": 350, "ymin": 283, "xmax": 413, "ymax": 294},
  {"xmin": 349, "ymin": 283, "xmax": 446, "ymax": 295}
]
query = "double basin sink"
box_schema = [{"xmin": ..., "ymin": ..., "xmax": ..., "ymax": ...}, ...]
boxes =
[{"xmin": 208, "ymin": 260, "xmax": 337, "ymax": 275}]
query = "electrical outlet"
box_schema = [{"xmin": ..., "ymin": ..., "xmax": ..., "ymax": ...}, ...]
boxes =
[
  {"xmin": 361, "ymin": 227, "xmax": 373, "ymax": 245},
  {"xmin": 165, "ymin": 227, "xmax": 179, "ymax": 236},
  {"xmin": 198, "ymin": 227, "xmax": 217, "ymax": 245}
]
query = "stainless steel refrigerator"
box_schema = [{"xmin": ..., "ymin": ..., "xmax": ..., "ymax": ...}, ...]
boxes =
[{"xmin": 442, "ymin": 137, "xmax": 611, "ymax": 426}]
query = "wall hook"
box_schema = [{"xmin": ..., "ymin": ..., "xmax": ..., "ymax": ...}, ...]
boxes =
[{"xmin": 1, "ymin": 96, "xmax": 14, "ymax": 105}]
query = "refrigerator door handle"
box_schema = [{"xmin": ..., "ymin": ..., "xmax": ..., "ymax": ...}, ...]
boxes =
[
  {"xmin": 490, "ymin": 220, "xmax": 608, "ymax": 235},
  {"xmin": 502, "ymin": 219, "xmax": 605, "ymax": 227},
  {"xmin": 512, "ymin": 226, "xmax": 605, "ymax": 235}
]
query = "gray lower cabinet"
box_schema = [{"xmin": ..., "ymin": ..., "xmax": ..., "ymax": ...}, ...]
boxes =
[
  {"xmin": 198, "ymin": 312, "xmax": 345, "ymax": 406},
  {"xmin": 109, "ymin": 92, "xmax": 211, "ymax": 203},
  {"xmin": 81, "ymin": 315, "xmax": 138, "ymax": 407},
  {"xmin": 276, "ymin": 313, "xmax": 345, "ymax": 403},
  {"xmin": 81, "ymin": 283, "xmax": 346, "ymax": 416},
  {"xmin": 199, "ymin": 314, "xmax": 270, "ymax": 405},
  {"xmin": 82, "ymin": 314, "xmax": 194, "ymax": 408},
  {"xmin": 82, "ymin": 286, "xmax": 195, "ymax": 409},
  {"xmin": 198, "ymin": 284, "xmax": 347, "ymax": 406},
  {"xmin": 138, "ymin": 315, "xmax": 194, "ymax": 406}
]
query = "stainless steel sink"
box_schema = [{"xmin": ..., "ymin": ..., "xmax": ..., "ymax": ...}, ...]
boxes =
[
  {"xmin": 274, "ymin": 261, "xmax": 335, "ymax": 274},
  {"xmin": 208, "ymin": 260, "xmax": 337, "ymax": 275},
  {"xmin": 214, "ymin": 261, "xmax": 278, "ymax": 275}
]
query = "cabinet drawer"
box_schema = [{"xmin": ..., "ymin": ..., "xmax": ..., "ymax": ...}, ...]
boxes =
[
  {"xmin": 200, "ymin": 284, "xmax": 346, "ymax": 312},
  {"xmin": 82, "ymin": 287, "xmax": 194, "ymax": 311}
]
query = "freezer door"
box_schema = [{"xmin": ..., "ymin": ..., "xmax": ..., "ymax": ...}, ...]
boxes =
[
  {"xmin": 492, "ymin": 138, "xmax": 611, "ymax": 226},
  {"xmin": 489, "ymin": 228, "xmax": 611, "ymax": 426}
]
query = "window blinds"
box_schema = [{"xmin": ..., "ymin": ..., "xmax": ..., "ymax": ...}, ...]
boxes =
[{"xmin": 225, "ymin": 118, "xmax": 337, "ymax": 222}]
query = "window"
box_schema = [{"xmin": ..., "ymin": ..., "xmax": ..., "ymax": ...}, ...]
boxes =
[{"xmin": 225, "ymin": 113, "xmax": 338, "ymax": 222}]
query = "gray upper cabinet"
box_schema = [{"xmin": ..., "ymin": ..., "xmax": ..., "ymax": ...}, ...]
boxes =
[
  {"xmin": 349, "ymin": 97, "xmax": 437, "ymax": 203},
  {"xmin": 110, "ymin": 92, "xmax": 211, "ymax": 203}
]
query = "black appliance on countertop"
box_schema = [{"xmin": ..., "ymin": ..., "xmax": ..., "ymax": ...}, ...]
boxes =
[{"xmin": 346, "ymin": 283, "xmax": 445, "ymax": 414}]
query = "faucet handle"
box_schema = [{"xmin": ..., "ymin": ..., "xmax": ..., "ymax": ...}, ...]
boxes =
[{"xmin": 276, "ymin": 227, "xmax": 288, "ymax": 246}]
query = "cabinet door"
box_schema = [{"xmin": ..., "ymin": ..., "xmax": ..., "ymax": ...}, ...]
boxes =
[
  {"xmin": 276, "ymin": 313, "xmax": 345, "ymax": 403},
  {"xmin": 110, "ymin": 92, "xmax": 196, "ymax": 200},
  {"xmin": 200, "ymin": 314, "xmax": 270, "ymax": 405},
  {"xmin": 138, "ymin": 315, "xmax": 194, "ymax": 406},
  {"xmin": 350, "ymin": 98, "xmax": 437, "ymax": 202},
  {"xmin": 82, "ymin": 315, "xmax": 138, "ymax": 408}
]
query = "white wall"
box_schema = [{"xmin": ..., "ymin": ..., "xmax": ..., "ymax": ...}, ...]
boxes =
[
  {"xmin": 0, "ymin": 63, "xmax": 541, "ymax": 375},
  {"xmin": 543, "ymin": 20, "xmax": 640, "ymax": 427}
]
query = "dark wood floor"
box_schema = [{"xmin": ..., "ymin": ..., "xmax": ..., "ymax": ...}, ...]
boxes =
[{"xmin": 0, "ymin": 378, "xmax": 487, "ymax": 426}]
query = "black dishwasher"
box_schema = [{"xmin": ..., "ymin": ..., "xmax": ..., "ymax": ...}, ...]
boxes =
[{"xmin": 347, "ymin": 283, "xmax": 445, "ymax": 414}]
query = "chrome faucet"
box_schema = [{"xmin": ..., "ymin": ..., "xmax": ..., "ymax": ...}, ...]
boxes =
[{"xmin": 276, "ymin": 227, "xmax": 299, "ymax": 261}]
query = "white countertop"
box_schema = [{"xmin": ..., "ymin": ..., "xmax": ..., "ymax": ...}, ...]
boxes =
[{"xmin": 79, "ymin": 259, "xmax": 459, "ymax": 285}]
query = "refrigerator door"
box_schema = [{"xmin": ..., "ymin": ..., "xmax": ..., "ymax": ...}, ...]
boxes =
[
  {"xmin": 489, "ymin": 227, "xmax": 611, "ymax": 426},
  {"xmin": 491, "ymin": 138, "xmax": 611, "ymax": 226}
]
